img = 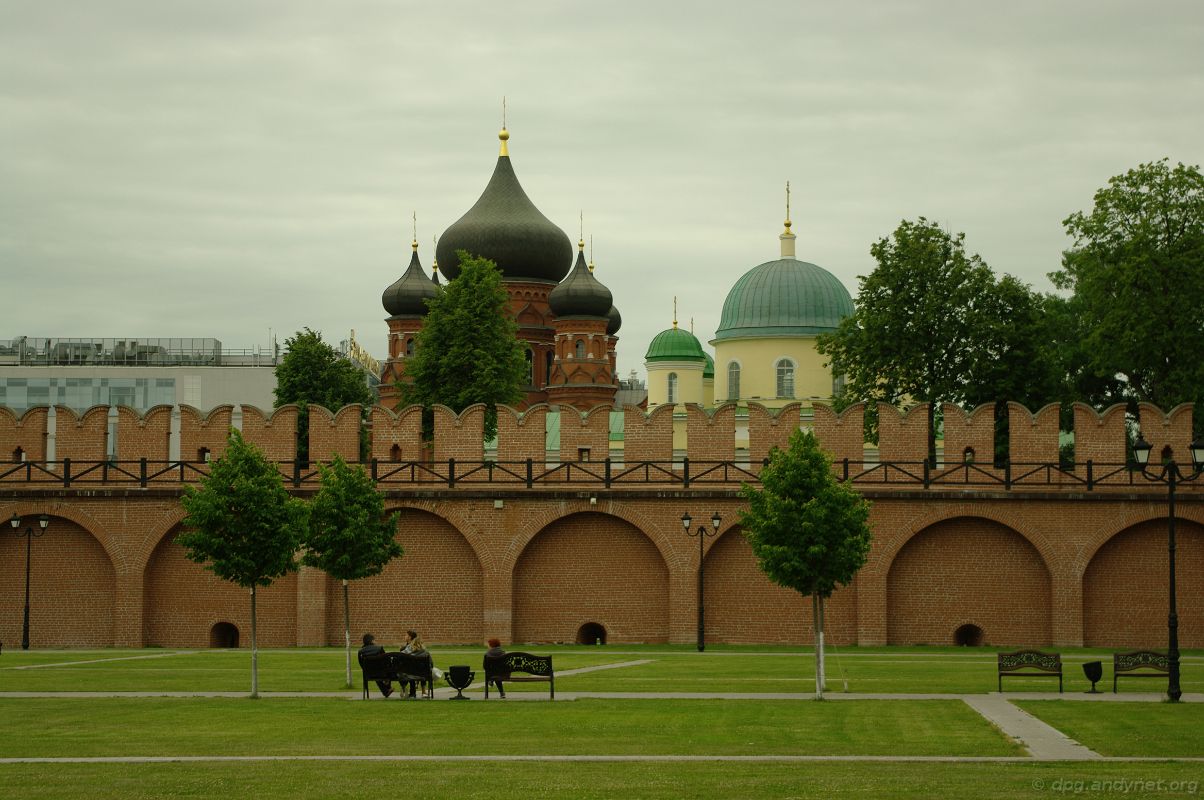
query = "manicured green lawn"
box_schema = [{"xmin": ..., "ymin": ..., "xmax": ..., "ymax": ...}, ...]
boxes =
[
  {"xmin": 0, "ymin": 697, "xmax": 1019, "ymax": 757},
  {"xmin": 1, "ymin": 762, "xmax": 1201, "ymax": 800},
  {"xmin": 1016, "ymin": 700, "xmax": 1204, "ymax": 758},
  {"xmin": 2, "ymin": 645, "xmax": 1199, "ymax": 695}
]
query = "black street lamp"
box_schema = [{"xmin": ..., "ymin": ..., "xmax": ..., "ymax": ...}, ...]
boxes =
[
  {"xmin": 681, "ymin": 511, "xmax": 722, "ymax": 652},
  {"xmin": 1132, "ymin": 436, "xmax": 1204, "ymax": 703},
  {"xmin": 8, "ymin": 513, "xmax": 50, "ymax": 651}
]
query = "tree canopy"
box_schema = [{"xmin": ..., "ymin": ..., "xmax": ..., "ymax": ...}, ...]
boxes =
[
  {"xmin": 739, "ymin": 429, "xmax": 872, "ymax": 698},
  {"xmin": 303, "ymin": 455, "xmax": 402, "ymax": 687},
  {"xmin": 177, "ymin": 429, "xmax": 308, "ymax": 697},
  {"xmin": 817, "ymin": 217, "xmax": 1063, "ymax": 453},
  {"xmin": 1053, "ymin": 159, "xmax": 1204, "ymax": 412},
  {"xmin": 399, "ymin": 252, "xmax": 527, "ymax": 440}
]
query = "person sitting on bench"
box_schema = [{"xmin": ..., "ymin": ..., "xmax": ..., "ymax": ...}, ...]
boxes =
[{"xmin": 358, "ymin": 633, "xmax": 393, "ymax": 698}]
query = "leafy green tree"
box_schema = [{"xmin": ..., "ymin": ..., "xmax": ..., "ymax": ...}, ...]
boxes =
[
  {"xmin": 274, "ymin": 328, "xmax": 375, "ymax": 462},
  {"xmin": 739, "ymin": 430, "xmax": 872, "ymax": 699},
  {"xmin": 1053, "ymin": 159, "xmax": 1204, "ymax": 425},
  {"xmin": 817, "ymin": 218, "xmax": 1062, "ymax": 457},
  {"xmin": 400, "ymin": 252, "xmax": 526, "ymax": 440},
  {"xmin": 303, "ymin": 456, "xmax": 403, "ymax": 687},
  {"xmin": 177, "ymin": 430, "xmax": 307, "ymax": 698}
]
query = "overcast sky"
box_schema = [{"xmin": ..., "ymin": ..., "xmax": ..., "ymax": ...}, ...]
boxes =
[{"xmin": 4, "ymin": 1, "xmax": 1203, "ymax": 378}]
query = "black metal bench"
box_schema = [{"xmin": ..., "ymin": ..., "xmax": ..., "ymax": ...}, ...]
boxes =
[
  {"xmin": 1113, "ymin": 650, "xmax": 1169, "ymax": 693},
  {"xmin": 357, "ymin": 651, "xmax": 435, "ymax": 699},
  {"xmin": 484, "ymin": 652, "xmax": 554, "ymax": 699},
  {"xmin": 997, "ymin": 650, "xmax": 1062, "ymax": 692}
]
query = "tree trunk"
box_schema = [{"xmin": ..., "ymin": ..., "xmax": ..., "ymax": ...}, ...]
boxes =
[
  {"xmin": 343, "ymin": 579, "xmax": 351, "ymax": 689},
  {"xmin": 250, "ymin": 585, "xmax": 259, "ymax": 699},
  {"xmin": 812, "ymin": 593, "xmax": 824, "ymax": 700}
]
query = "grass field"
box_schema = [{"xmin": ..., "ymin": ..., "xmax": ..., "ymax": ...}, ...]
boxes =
[
  {"xmin": 1, "ymin": 646, "xmax": 1201, "ymax": 798},
  {"xmin": 2, "ymin": 645, "xmax": 1200, "ymax": 695}
]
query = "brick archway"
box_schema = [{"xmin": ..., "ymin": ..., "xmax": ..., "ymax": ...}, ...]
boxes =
[
  {"xmin": 886, "ymin": 516, "xmax": 1052, "ymax": 646},
  {"xmin": 1083, "ymin": 519, "xmax": 1204, "ymax": 648},
  {"xmin": 513, "ymin": 511, "xmax": 669, "ymax": 643}
]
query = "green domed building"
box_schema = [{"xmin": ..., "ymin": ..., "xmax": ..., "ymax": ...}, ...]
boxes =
[{"xmin": 709, "ymin": 213, "xmax": 853, "ymax": 407}]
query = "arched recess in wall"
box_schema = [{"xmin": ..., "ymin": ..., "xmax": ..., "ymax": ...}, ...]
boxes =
[
  {"xmin": 324, "ymin": 507, "xmax": 483, "ymax": 645},
  {"xmin": 142, "ymin": 523, "xmax": 298, "ymax": 648},
  {"xmin": 0, "ymin": 513, "xmax": 115, "ymax": 648},
  {"xmin": 1083, "ymin": 518, "xmax": 1204, "ymax": 649},
  {"xmin": 513, "ymin": 512, "xmax": 669, "ymax": 644},
  {"xmin": 886, "ymin": 516, "xmax": 1052, "ymax": 646},
  {"xmin": 702, "ymin": 526, "xmax": 857, "ymax": 646}
]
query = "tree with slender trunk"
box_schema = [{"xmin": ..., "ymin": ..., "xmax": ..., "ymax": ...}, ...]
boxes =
[
  {"xmin": 303, "ymin": 456, "xmax": 403, "ymax": 687},
  {"xmin": 739, "ymin": 429, "xmax": 872, "ymax": 699},
  {"xmin": 177, "ymin": 429, "xmax": 307, "ymax": 698}
]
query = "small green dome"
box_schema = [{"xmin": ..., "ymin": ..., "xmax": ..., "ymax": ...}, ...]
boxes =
[
  {"xmin": 703, "ymin": 352, "xmax": 714, "ymax": 378},
  {"xmin": 645, "ymin": 327, "xmax": 706, "ymax": 363},
  {"xmin": 714, "ymin": 258, "xmax": 853, "ymax": 340}
]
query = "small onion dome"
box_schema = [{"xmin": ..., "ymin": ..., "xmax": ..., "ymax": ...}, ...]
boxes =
[
  {"xmin": 714, "ymin": 258, "xmax": 853, "ymax": 340},
  {"xmin": 703, "ymin": 352, "xmax": 714, "ymax": 379},
  {"xmin": 381, "ymin": 245, "xmax": 438, "ymax": 317},
  {"xmin": 606, "ymin": 304, "xmax": 622, "ymax": 335},
  {"xmin": 435, "ymin": 130, "xmax": 572, "ymax": 283},
  {"xmin": 645, "ymin": 326, "xmax": 706, "ymax": 363},
  {"xmin": 549, "ymin": 248, "xmax": 613, "ymax": 318}
]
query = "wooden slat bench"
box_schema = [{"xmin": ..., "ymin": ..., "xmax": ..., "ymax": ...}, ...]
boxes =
[
  {"xmin": 484, "ymin": 652, "xmax": 554, "ymax": 699},
  {"xmin": 1113, "ymin": 650, "xmax": 1169, "ymax": 693},
  {"xmin": 997, "ymin": 650, "xmax": 1062, "ymax": 692}
]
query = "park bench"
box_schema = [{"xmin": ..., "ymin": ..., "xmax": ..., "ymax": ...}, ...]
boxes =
[
  {"xmin": 997, "ymin": 650, "xmax": 1062, "ymax": 692},
  {"xmin": 357, "ymin": 651, "xmax": 436, "ymax": 699},
  {"xmin": 1113, "ymin": 650, "xmax": 1169, "ymax": 693},
  {"xmin": 484, "ymin": 652, "xmax": 554, "ymax": 699}
]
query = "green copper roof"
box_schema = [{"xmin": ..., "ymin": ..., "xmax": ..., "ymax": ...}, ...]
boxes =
[
  {"xmin": 645, "ymin": 327, "xmax": 706, "ymax": 362},
  {"xmin": 703, "ymin": 352, "xmax": 714, "ymax": 378},
  {"xmin": 714, "ymin": 258, "xmax": 853, "ymax": 340}
]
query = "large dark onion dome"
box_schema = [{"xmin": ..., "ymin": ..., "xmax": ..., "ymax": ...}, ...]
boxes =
[
  {"xmin": 381, "ymin": 241, "xmax": 439, "ymax": 317},
  {"xmin": 548, "ymin": 245, "xmax": 613, "ymax": 318},
  {"xmin": 435, "ymin": 128, "xmax": 573, "ymax": 283}
]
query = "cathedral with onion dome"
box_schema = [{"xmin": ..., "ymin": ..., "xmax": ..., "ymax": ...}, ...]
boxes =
[{"xmin": 378, "ymin": 126, "xmax": 621, "ymax": 412}]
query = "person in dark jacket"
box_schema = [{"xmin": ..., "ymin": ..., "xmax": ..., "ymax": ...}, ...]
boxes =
[
  {"xmin": 358, "ymin": 633, "xmax": 393, "ymax": 698},
  {"xmin": 484, "ymin": 638, "xmax": 507, "ymax": 698}
]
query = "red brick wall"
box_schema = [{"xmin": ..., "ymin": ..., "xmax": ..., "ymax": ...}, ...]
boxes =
[
  {"xmin": 142, "ymin": 525, "xmax": 298, "ymax": 647},
  {"xmin": 686, "ymin": 403, "xmax": 735, "ymax": 462},
  {"xmin": 748, "ymin": 402, "xmax": 801, "ymax": 465},
  {"xmin": 240, "ymin": 405, "xmax": 298, "ymax": 462},
  {"xmin": 496, "ymin": 404, "xmax": 547, "ymax": 463},
  {"xmin": 433, "ymin": 404, "xmax": 485, "ymax": 462},
  {"xmin": 55, "ymin": 405, "xmax": 109, "ymax": 463},
  {"xmin": 513, "ymin": 512, "xmax": 669, "ymax": 643},
  {"xmin": 886, "ymin": 517, "xmax": 1052, "ymax": 646},
  {"xmin": 1138, "ymin": 403, "xmax": 1195, "ymax": 465},
  {"xmin": 559, "ymin": 405, "xmax": 611, "ymax": 464},
  {"xmin": 371, "ymin": 405, "xmax": 424, "ymax": 463},
  {"xmin": 622, "ymin": 404, "xmax": 674, "ymax": 463},
  {"xmin": 703, "ymin": 528, "xmax": 857, "ymax": 645},
  {"xmin": 813, "ymin": 402, "xmax": 864, "ymax": 467},
  {"xmin": 0, "ymin": 406, "xmax": 47, "ymax": 465},
  {"xmin": 323, "ymin": 507, "xmax": 483, "ymax": 645},
  {"xmin": 0, "ymin": 517, "xmax": 114, "ymax": 647},
  {"xmin": 308, "ymin": 404, "xmax": 362, "ymax": 463},
  {"xmin": 1083, "ymin": 519, "xmax": 1204, "ymax": 648},
  {"xmin": 878, "ymin": 403, "xmax": 928, "ymax": 463},
  {"xmin": 179, "ymin": 405, "xmax": 234, "ymax": 462}
]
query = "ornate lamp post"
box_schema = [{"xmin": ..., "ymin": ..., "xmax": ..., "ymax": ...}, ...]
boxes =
[
  {"xmin": 1131, "ymin": 436, "xmax": 1204, "ymax": 703},
  {"xmin": 681, "ymin": 511, "xmax": 722, "ymax": 652},
  {"xmin": 8, "ymin": 513, "xmax": 50, "ymax": 651}
]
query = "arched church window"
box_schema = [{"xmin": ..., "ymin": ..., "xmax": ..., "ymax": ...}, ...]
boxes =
[
  {"xmin": 776, "ymin": 359, "xmax": 795, "ymax": 399},
  {"xmin": 727, "ymin": 362, "xmax": 741, "ymax": 401},
  {"xmin": 667, "ymin": 372, "xmax": 678, "ymax": 404},
  {"xmin": 575, "ymin": 340, "xmax": 585, "ymax": 359}
]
